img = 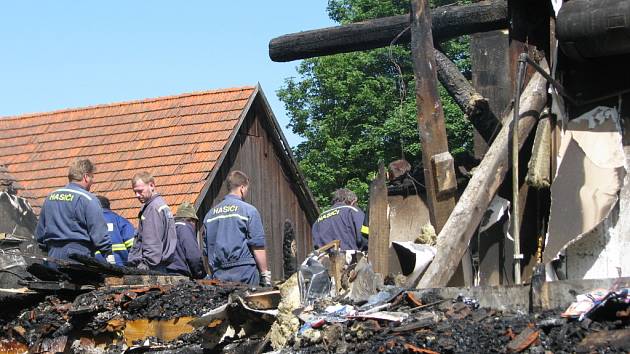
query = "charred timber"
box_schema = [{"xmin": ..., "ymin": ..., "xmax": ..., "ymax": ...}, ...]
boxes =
[
  {"xmin": 434, "ymin": 49, "xmax": 501, "ymax": 143},
  {"xmin": 269, "ymin": 0, "xmax": 508, "ymax": 62},
  {"xmin": 418, "ymin": 66, "xmax": 548, "ymax": 288},
  {"xmin": 410, "ymin": 0, "xmax": 456, "ymax": 232}
]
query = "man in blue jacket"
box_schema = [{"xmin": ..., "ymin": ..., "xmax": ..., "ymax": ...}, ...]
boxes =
[
  {"xmin": 127, "ymin": 171, "xmax": 177, "ymax": 271},
  {"xmin": 95, "ymin": 195, "xmax": 135, "ymax": 266},
  {"xmin": 312, "ymin": 188, "xmax": 369, "ymax": 251},
  {"xmin": 167, "ymin": 202, "xmax": 206, "ymax": 279},
  {"xmin": 203, "ymin": 171, "xmax": 270, "ymax": 286},
  {"xmin": 36, "ymin": 158, "xmax": 114, "ymax": 265}
]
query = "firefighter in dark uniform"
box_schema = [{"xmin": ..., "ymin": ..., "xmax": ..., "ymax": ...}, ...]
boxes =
[
  {"xmin": 312, "ymin": 188, "xmax": 369, "ymax": 251},
  {"xmin": 35, "ymin": 159, "xmax": 114, "ymax": 265},
  {"xmin": 167, "ymin": 202, "xmax": 206, "ymax": 279},
  {"xmin": 203, "ymin": 170, "xmax": 271, "ymax": 286},
  {"xmin": 127, "ymin": 171, "xmax": 177, "ymax": 271},
  {"xmin": 95, "ymin": 195, "xmax": 135, "ymax": 266}
]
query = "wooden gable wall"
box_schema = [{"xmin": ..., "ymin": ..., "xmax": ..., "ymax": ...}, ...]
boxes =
[{"xmin": 197, "ymin": 95, "xmax": 315, "ymax": 280}]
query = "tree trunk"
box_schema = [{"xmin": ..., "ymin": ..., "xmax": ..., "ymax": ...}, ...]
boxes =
[
  {"xmin": 417, "ymin": 67, "xmax": 548, "ymax": 288},
  {"xmin": 269, "ymin": 0, "xmax": 508, "ymax": 62}
]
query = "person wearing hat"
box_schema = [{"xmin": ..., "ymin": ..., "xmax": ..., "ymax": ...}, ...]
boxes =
[{"xmin": 166, "ymin": 202, "xmax": 206, "ymax": 278}]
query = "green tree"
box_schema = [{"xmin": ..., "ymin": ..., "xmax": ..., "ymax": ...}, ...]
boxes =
[{"xmin": 278, "ymin": 0, "xmax": 473, "ymax": 209}]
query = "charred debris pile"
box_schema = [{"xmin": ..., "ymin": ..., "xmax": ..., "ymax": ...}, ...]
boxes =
[
  {"xmin": 0, "ymin": 279, "xmax": 250, "ymax": 353},
  {"xmin": 287, "ymin": 292, "xmax": 630, "ymax": 353},
  {"xmin": 0, "ymin": 252, "xmax": 628, "ymax": 353},
  {"xmin": 272, "ymin": 254, "xmax": 630, "ymax": 354}
]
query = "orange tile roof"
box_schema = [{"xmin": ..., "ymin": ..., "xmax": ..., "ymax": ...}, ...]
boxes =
[{"xmin": 0, "ymin": 86, "xmax": 256, "ymax": 222}]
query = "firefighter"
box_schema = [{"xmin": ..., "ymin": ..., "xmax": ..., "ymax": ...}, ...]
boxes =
[
  {"xmin": 203, "ymin": 170, "xmax": 271, "ymax": 287},
  {"xmin": 166, "ymin": 202, "xmax": 206, "ymax": 279},
  {"xmin": 127, "ymin": 171, "xmax": 177, "ymax": 271},
  {"xmin": 35, "ymin": 158, "xmax": 114, "ymax": 265},
  {"xmin": 94, "ymin": 195, "xmax": 135, "ymax": 266},
  {"xmin": 312, "ymin": 188, "xmax": 369, "ymax": 251}
]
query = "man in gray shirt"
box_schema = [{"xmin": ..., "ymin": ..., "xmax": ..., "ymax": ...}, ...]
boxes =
[{"xmin": 127, "ymin": 171, "xmax": 177, "ymax": 271}]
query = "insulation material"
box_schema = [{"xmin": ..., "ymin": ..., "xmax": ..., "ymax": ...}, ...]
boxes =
[{"xmin": 544, "ymin": 106, "xmax": 626, "ymax": 265}]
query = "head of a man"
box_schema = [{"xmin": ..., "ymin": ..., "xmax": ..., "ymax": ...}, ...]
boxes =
[
  {"xmin": 131, "ymin": 171, "xmax": 156, "ymax": 204},
  {"xmin": 176, "ymin": 202, "xmax": 198, "ymax": 225},
  {"xmin": 332, "ymin": 188, "xmax": 358, "ymax": 206},
  {"xmin": 68, "ymin": 159, "xmax": 96, "ymax": 191},
  {"xmin": 96, "ymin": 195, "xmax": 111, "ymax": 210},
  {"xmin": 227, "ymin": 170, "xmax": 249, "ymax": 199}
]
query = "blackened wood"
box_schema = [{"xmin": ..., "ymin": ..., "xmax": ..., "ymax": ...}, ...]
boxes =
[
  {"xmin": 269, "ymin": 0, "xmax": 508, "ymax": 62},
  {"xmin": 471, "ymin": 30, "xmax": 512, "ymax": 159},
  {"xmin": 418, "ymin": 69, "xmax": 548, "ymax": 288},
  {"xmin": 282, "ymin": 219, "xmax": 297, "ymax": 279},
  {"xmin": 434, "ymin": 49, "xmax": 501, "ymax": 144},
  {"xmin": 411, "ymin": 0, "xmax": 456, "ymax": 232},
  {"xmin": 367, "ymin": 164, "xmax": 390, "ymax": 275},
  {"xmin": 557, "ymin": 0, "xmax": 630, "ymax": 60}
]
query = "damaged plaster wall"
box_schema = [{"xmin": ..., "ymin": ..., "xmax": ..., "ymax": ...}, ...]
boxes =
[
  {"xmin": 546, "ymin": 106, "xmax": 629, "ymax": 279},
  {"xmin": 565, "ymin": 145, "xmax": 630, "ymax": 279}
]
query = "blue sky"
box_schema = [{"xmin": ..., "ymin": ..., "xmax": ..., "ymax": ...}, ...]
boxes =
[{"xmin": 0, "ymin": 1, "xmax": 335, "ymax": 147}]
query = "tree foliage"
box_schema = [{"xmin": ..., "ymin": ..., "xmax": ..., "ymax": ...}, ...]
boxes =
[{"xmin": 278, "ymin": 0, "xmax": 473, "ymax": 209}]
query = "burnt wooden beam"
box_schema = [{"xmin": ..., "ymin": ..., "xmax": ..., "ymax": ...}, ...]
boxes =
[
  {"xmin": 367, "ymin": 164, "xmax": 390, "ymax": 275},
  {"xmin": 434, "ymin": 49, "xmax": 501, "ymax": 143},
  {"xmin": 417, "ymin": 67, "xmax": 548, "ymax": 288},
  {"xmin": 411, "ymin": 0, "xmax": 457, "ymax": 232},
  {"xmin": 269, "ymin": 0, "xmax": 508, "ymax": 62}
]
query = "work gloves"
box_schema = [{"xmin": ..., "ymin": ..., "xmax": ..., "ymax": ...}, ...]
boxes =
[{"xmin": 260, "ymin": 270, "xmax": 272, "ymax": 287}]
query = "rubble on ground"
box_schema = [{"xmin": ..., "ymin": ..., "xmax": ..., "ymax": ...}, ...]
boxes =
[
  {"xmin": 287, "ymin": 291, "xmax": 630, "ymax": 353},
  {"xmin": 0, "ymin": 279, "xmax": 250, "ymax": 353},
  {"xmin": 0, "ymin": 247, "xmax": 628, "ymax": 353}
]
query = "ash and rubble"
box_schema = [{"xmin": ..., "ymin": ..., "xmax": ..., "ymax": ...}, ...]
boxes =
[
  {"xmin": 268, "ymin": 253, "xmax": 630, "ymax": 353},
  {"xmin": 0, "ymin": 251, "xmax": 628, "ymax": 353},
  {"xmin": 0, "ymin": 279, "xmax": 249, "ymax": 353},
  {"xmin": 287, "ymin": 293, "xmax": 629, "ymax": 354}
]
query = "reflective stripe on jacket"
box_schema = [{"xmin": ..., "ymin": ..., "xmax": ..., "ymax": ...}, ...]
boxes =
[
  {"xmin": 35, "ymin": 182, "xmax": 111, "ymax": 254},
  {"xmin": 312, "ymin": 202, "xmax": 368, "ymax": 251},
  {"xmin": 95, "ymin": 209, "xmax": 136, "ymax": 265},
  {"xmin": 203, "ymin": 194, "xmax": 265, "ymax": 270}
]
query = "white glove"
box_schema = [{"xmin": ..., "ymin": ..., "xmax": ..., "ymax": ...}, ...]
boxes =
[
  {"xmin": 260, "ymin": 270, "xmax": 272, "ymax": 287},
  {"xmin": 106, "ymin": 254, "xmax": 116, "ymax": 265}
]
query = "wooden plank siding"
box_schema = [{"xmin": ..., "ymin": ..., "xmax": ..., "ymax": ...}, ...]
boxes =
[{"xmin": 197, "ymin": 96, "xmax": 315, "ymax": 280}]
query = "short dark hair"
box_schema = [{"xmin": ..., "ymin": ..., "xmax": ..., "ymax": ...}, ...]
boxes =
[
  {"xmin": 227, "ymin": 170, "xmax": 249, "ymax": 191},
  {"xmin": 68, "ymin": 159, "xmax": 96, "ymax": 182},
  {"xmin": 96, "ymin": 195, "xmax": 110, "ymax": 209},
  {"xmin": 332, "ymin": 188, "xmax": 357, "ymax": 205}
]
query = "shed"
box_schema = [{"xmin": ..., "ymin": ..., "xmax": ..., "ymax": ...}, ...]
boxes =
[{"xmin": 0, "ymin": 85, "xmax": 319, "ymax": 278}]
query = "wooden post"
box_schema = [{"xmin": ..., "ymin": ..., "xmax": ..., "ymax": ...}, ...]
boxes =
[
  {"xmin": 418, "ymin": 68, "xmax": 548, "ymax": 288},
  {"xmin": 410, "ymin": 0, "xmax": 457, "ymax": 232},
  {"xmin": 367, "ymin": 164, "xmax": 390, "ymax": 275}
]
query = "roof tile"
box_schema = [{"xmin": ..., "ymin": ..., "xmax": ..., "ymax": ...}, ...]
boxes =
[{"xmin": 0, "ymin": 86, "xmax": 256, "ymax": 217}]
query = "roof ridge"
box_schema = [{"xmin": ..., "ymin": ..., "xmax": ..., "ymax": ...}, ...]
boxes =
[{"xmin": 0, "ymin": 86, "xmax": 256, "ymax": 121}]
